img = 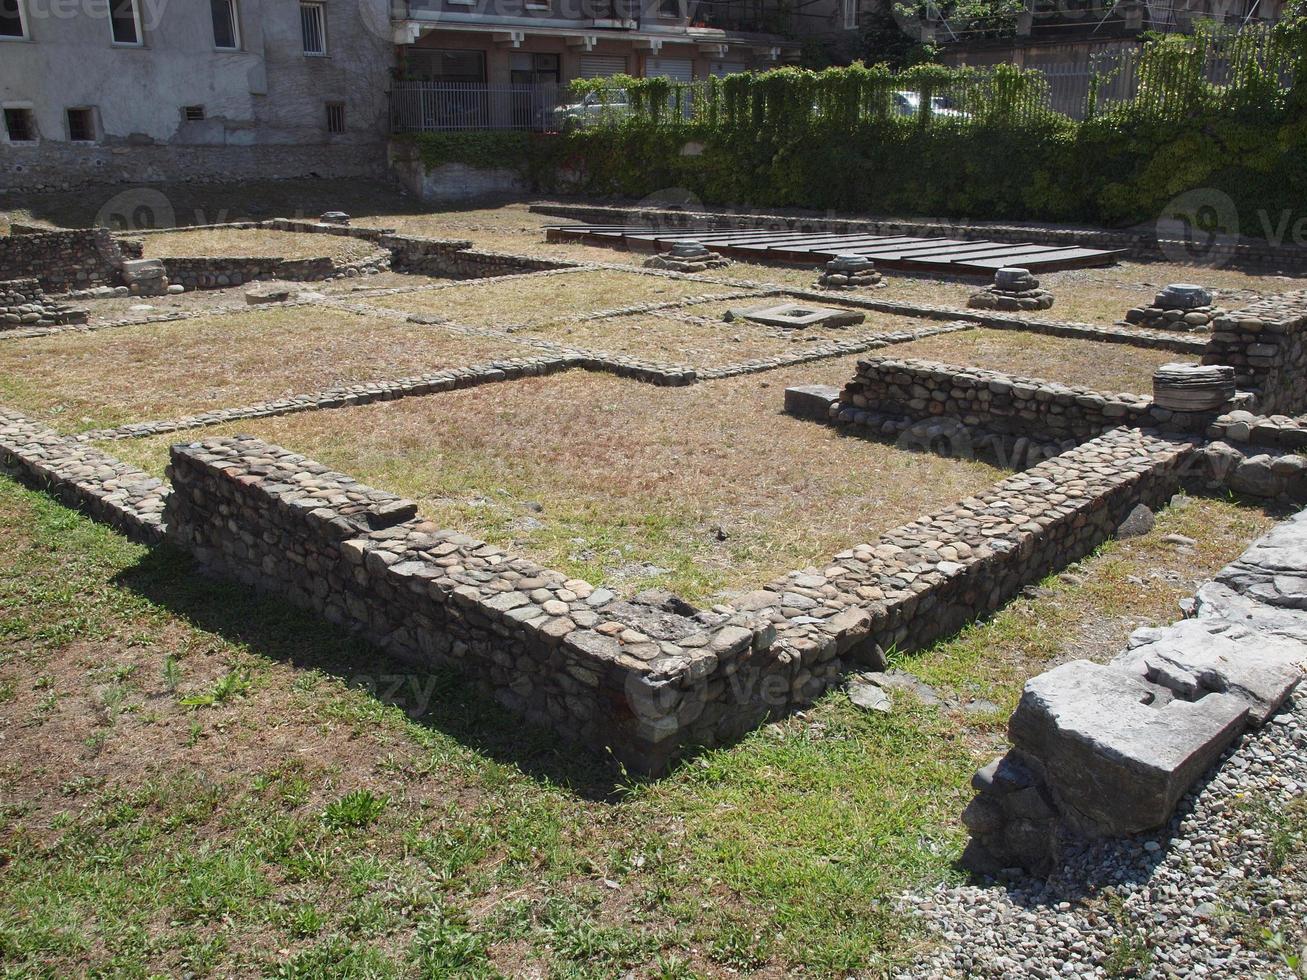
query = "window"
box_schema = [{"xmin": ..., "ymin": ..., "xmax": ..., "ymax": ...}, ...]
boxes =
[
  {"xmin": 842, "ymin": 0, "xmax": 857, "ymax": 29},
  {"xmin": 109, "ymin": 0, "xmax": 142, "ymax": 44},
  {"xmin": 658, "ymin": 0, "xmax": 681, "ymax": 16},
  {"xmin": 3, "ymin": 108, "xmax": 35, "ymax": 141},
  {"xmin": 509, "ymin": 52, "xmax": 560, "ymax": 85},
  {"xmin": 403, "ymin": 49, "xmax": 486, "ymax": 83},
  {"xmin": 211, "ymin": 0, "xmax": 239, "ymax": 49},
  {"xmin": 325, "ymin": 101, "xmax": 345, "ymax": 134},
  {"xmin": 1, "ymin": 0, "xmax": 26, "ymax": 39},
  {"xmin": 66, "ymin": 107, "xmax": 96, "ymax": 142},
  {"xmin": 183, "ymin": 105, "xmax": 206, "ymax": 121},
  {"xmin": 300, "ymin": 2, "xmax": 326, "ymax": 55}
]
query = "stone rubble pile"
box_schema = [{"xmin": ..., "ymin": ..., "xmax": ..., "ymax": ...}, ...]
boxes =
[
  {"xmin": 815, "ymin": 254, "xmax": 884, "ymax": 291},
  {"xmin": 1124, "ymin": 282, "xmax": 1223, "ymax": 332},
  {"xmin": 961, "ymin": 508, "xmax": 1306, "ymax": 876},
  {"xmin": 967, "ymin": 267, "xmax": 1055, "ymax": 312},
  {"xmin": 643, "ymin": 241, "xmax": 731, "ymax": 274}
]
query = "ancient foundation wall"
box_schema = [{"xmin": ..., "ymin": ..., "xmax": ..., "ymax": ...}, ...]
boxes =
[
  {"xmin": 1204, "ymin": 290, "xmax": 1307, "ymax": 414},
  {"xmin": 382, "ymin": 236, "xmax": 580, "ymax": 279},
  {"xmin": 0, "ymin": 228, "xmax": 126, "ymax": 293},
  {"xmin": 835, "ymin": 356, "xmax": 1217, "ymax": 445},
  {"xmin": 0, "ymin": 278, "xmax": 87, "ymax": 329}
]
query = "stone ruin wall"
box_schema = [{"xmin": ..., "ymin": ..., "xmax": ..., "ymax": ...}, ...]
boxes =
[
  {"xmin": 0, "ymin": 277, "xmax": 87, "ymax": 329},
  {"xmin": 1203, "ymin": 289, "xmax": 1307, "ymax": 416},
  {"xmin": 0, "ymin": 227, "xmax": 128, "ymax": 293}
]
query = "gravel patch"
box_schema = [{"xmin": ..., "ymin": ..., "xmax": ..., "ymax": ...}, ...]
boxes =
[{"xmin": 900, "ymin": 696, "xmax": 1307, "ymax": 979}]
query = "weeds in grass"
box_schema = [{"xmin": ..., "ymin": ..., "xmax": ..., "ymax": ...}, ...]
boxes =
[
  {"xmin": 410, "ymin": 906, "xmax": 496, "ymax": 977},
  {"xmin": 161, "ymin": 655, "xmax": 183, "ymax": 691},
  {"xmin": 180, "ymin": 668, "xmax": 252, "ymax": 707},
  {"xmin": 322, "ymin": 790, "xmax": 389, "ymax": 830}
]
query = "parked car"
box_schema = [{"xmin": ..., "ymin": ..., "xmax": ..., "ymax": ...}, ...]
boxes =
[
  {"xmin": 892, "ymin": 90, "xmax": 969, "ymax": 120},
  {"xmin": 552, "ymin": 89, "xmax": 633, "ymax": 128}
]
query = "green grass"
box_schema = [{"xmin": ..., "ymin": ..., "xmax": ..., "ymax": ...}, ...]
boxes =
[{"xmin": 0, "ymin": 473, "xmax": 1276, "ymax": 976}]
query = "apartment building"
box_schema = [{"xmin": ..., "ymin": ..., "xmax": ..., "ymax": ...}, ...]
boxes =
[
  {"xmin": 0, "ymin": 0, "xmax": 393, "ymax": 190},
  {"xmin": 392, "ymin": 0, "xmax": 811, "ymax": 90}
]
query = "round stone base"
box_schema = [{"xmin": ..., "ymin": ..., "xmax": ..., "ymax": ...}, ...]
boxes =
[
  {"xmin": 644, "ymin": 253, "xmax": 731, "ymax": 274},
  {"xmin": 1123, "ymin": 305, "xmax": 1221, "ymax": 332},
  {"xmin": 816, "ymin": 271, "xmax": 885, "ymax": 290},
  {"xmin": 967, "ymin": 288, "xmax": 1056, "ymax": 312}
]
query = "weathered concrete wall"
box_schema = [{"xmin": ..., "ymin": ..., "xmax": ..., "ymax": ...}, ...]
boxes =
[
  {"xmin": 389, "ymin": 145, "xmax": 528, "ymax": 205},
  {"xmin": 0, "ymin": 0, "xmax": 391, "ymax": 191}
]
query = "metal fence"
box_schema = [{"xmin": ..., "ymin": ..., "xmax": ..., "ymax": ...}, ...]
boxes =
[
  {"xmin": 391, "ymin": 82, "xmax": 562, "ymax": 133},
  {"xmin": 1035, "ymin": 38, "xmax": 1297, "ymax": 120}
]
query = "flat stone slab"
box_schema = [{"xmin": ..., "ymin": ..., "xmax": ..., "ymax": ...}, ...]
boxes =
[
  {"xmin": 784, "ymin": 384, "xmax": 839, "ymax": 421},
  {"xmin": 726, "ymin": 302, "xmax": 865, "ymax": 330},
  {"xmin": 1114, "ymin": 619, "xmax": 1303, "ymax": 725},
  {"xmin": 1008, "ymin": 659, "xmax": 1249, "ymax": 837}
]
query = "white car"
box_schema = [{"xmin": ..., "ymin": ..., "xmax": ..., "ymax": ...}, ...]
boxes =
[{"xmin": 552, "ymin": 90, "xmax": 633, "ymax": 128}]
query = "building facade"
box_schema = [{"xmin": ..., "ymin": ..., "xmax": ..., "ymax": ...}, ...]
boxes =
[
  {"xmin": 1, "ymin": 0, "xmax": 394, "ymax": 191},
  {"xmin": 392, "ymin": 0, "xmax": 808, "ymax": 92}
]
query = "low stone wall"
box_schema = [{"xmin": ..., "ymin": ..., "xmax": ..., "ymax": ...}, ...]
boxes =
[
  {"xmin": 1, "ymin": 277, "xmax": 87, "ymax": 329},
  {"xmin": 1207, "ymin": 410, "xmax": 1307, "ymax": 452},
  {"xmin": 0, "ymin": 408, "xmax": 166, "ymax": 543},
  {"xmin": 383, "ymin": 235, "xmax": 580, "ymax": 279},
  {"xmin": 835, "ymin": 356, "xmax": 1216, "ymax": 445},
  {"xmin": 0, "ymin": 396, "xmax": 1203, "ymax": 774},
  {"xmin": 1203, "ymin": 290, "xmax": 1307, "ymax": 414},
  {"xmin": 747, "ymin": 427, "xmax": 1197, "ymax": 666},
  {"xmin": 155, "ymin": 250, "xmax": 389, "ymax": 290},
  {"xmin": 0, "ymin": 227, "xmax": 126, "ymax": 293},
  {"xmin": 962, "ymin": 510, "xmax": 1306, "ymax": 876},
  {"xmin": 164, "ymin": 436, "xmax": 780, "ymax": 776}
]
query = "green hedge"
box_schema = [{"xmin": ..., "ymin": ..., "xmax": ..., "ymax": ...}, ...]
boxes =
[{"xmin": 405, "ymin": 18, "xmax": 1307, "ymax": 235}]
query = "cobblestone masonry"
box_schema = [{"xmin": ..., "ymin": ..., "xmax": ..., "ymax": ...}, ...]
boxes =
[
  {"xmin": 163, "ymin": 436, "xmax": 778, "ymax": 776},
  {"xmin": 383, "ymin": 237, "xmax": 580, "ymax": 279},
  {"xmin": 0, "ymin": 278, "xmax": 87, "ymax": 329},
  {"xmin": 0, "ymin": 227, "xmax": 129, "ymax": 293},
  {"xmin": 0, "ymin": 403, "xmax": 1208, "ymax": 773},
  {"xmin": 0, "ymin": 409, "xmax": 166, "ymax": 543},
  {"xmin": 835, "ymin": 356, "xmax": 1220, "ymax": 445},
  {"xmin": 745, "ymin": 427, "xmax": 1198, "ymax": 667},
  {"xmin": 1203, "ymin": 289, "xmax": 1307, "ymax": 413},
  {"xmin": 156, "ymin": 252, "xmax": 390, "ymax": 290}
]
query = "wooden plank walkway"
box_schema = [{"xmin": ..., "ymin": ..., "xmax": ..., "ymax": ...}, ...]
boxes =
[{"xmin": 545, "ymin": 225, "xmax": 1123, "ymax": 275}]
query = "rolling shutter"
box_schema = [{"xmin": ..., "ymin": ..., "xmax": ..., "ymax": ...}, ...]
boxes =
[
  {"xmin": 578, "ymin": 54, "xmax": 628, "ymax": 78},
  {"xmin": 645, "ymin": 57, "xmax": 693, "ymax": 81}
]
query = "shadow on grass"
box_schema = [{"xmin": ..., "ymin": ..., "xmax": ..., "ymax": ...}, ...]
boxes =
[{"xmin": 113, "ymin": 541, "xmax": 632, "ymax": 802}]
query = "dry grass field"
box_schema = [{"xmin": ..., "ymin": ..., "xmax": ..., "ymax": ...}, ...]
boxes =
[
  {"xmin": 365, "ymin": 269, "xmax": 743, "ymax": 327},
  {"xmin": 518, "ymin": 308, "xmax": 936, "ymax": 368},
  {"xmin": 0, "ymin": 307, "xmax": 535, "ymax": 431},
  {"xmin": 139, "ymin": 228, "xmax": 381, "ymax": 263},
  {"xmin": 110, "ymin": 363, "xmax": 1002, "ymax": 603},
  {"xmin": 886, "ymin": 326, "xmax": 1196, "ymax": 394}
]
